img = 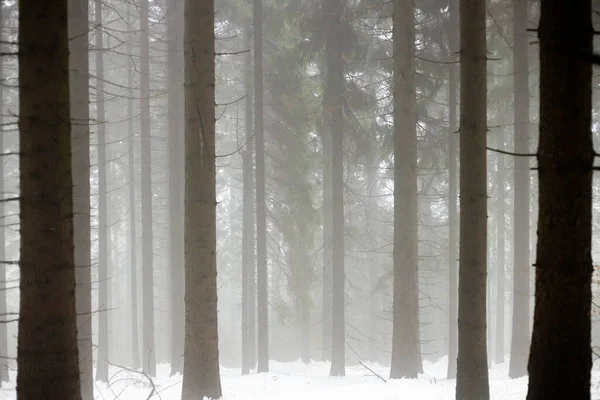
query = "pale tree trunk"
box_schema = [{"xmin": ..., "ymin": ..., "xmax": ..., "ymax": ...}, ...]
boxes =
[
  {"xmin": 390, "ymin": 0, "xmax": 421, "ymax": 380},
  {"xmin": 367, "ymin": 154, "xmax": 380, "ymax": 363},
  {"xmin": 446, "ymin": 0, "xmax": 458, "ymax": 380},
  {"xmin": 526, "ymin": 1, "xmax": 593, "ymax": 398},
  {"xmin": 17, "ymin": 0, "xmax": 81, "ymax": 397},
  {"xmin": 455, "ymin": 0, "xmax": 489, "ymax": 397},
  {"xmin": 0, "ymin": 3, "xmax": 8, "ymax": 385},
  {"xmin": 140, "ymin": 0, "xmax": 156, "ymax": 377},
  {"xmin": 181, "ymin": 0, "xmax": 222, "ymax": 397},
  {"xmin": 254, "ymin": 0, "xmax": 269, "ymax": 374},
  {"xmin": 95, "ymin": 0, "xmax": 109, "ymax": 381},
  {"xmin": 495, "ymin": 133, "xmax": 505, "ymax": 364},
  {"xmin": 325, "ymin": 0, "xmax": 345, "ymax": 377},
  {"xmin": 167, "ymin": 0, "xmax": 185, "ymax": 376},
  {"xmin": 68, "ymin": 0, "xmax": 94, "ymax": 395},
  {"xmin": 509, "ymin": 0, "xmax": 530, "ymax": 379},
  {"xmin": 126, "ymin": 1, "xmax": 141, "ymax": 371},
  {"xmin": 321, "ymin": 129, "xmax": 332, "ymax": 362}
]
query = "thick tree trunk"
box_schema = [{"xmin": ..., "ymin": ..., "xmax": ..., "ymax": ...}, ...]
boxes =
[
  {"xmin": 140, "ymin": 0, "xmax": 156, "ymax": 377},
  {"xmin": 390, "ymin": 0, "xmax": 421, "ymax": 380},
  {"xmin": 495, "ymin": 133, "xmax": 505, "ymax": 365},
  {"xmin": 446, "ymin": 0, "xmax": 458, "ymax": 380},
  {"xmin": 17, "ymin": 0, "xmax": 81, "ymax": 398},
  {"xmin": 325, "ymin": 0, "xmax": 345, "ymax": 378},
  {"xmin": 167, "ymin": 0, "xmax": 185, "ymax": 377},
  {"xmin": 126, "ymin": 1, "xmax": 141, "ymax": 371},
  {"xmin": 254, "ymin": 0, "xmax": 269, "ymax": 374},
  {"xmin": 95, "ymin": 0, "xmax": 109, "ymax": 381},
  {"xmin": 508, "ymin": 0, "xmax": 530, "ymax": 379},
  {"xmin": 526, "ymin": 1, "xmax": 593, "ymax": 398},
  {"xmin": 455, "ymin": 0, "xmax": 489, "ymax": 398},
  {"xmin": 68, "ymin": 0, "xmax": 94, "ymax": 395},
  {"xmin": 181, "ymin": 0, "xmax": 222, "ymax": 397}
]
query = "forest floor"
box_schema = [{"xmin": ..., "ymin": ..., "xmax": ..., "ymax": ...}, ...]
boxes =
[{"xmin": 1, "ymin": 357, "xmax": 600, "ymax": 399}]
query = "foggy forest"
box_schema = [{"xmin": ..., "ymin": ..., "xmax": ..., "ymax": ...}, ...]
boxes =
[{"xmin": 5, "ymin": 0, "xmax": 600, "ymax": 399}]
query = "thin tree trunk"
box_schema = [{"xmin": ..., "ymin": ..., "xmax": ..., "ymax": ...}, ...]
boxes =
[
  {"xmin": 126, "ymin": 0, "xmax": 141, "ymax": 371},
  {"xmin": 95, "ymin": 0, "xmax": 109, "ymax": 381},
  {"xmin": 390, "ymin": 0, "xmax": 421, "ymax": 380},
  {"xmin": 509, "ymin": 0, "xmax": 530, "ymax": 379},
  {"xmin": 322, "ymin": 129, "xmax": 332, "ymax": 362},
  {"xmin": 17, "ymin": 0, "xmax": 81, "ymax": 397},
  {"xmin": 181, "ymin": 0, "xmax": 222, "ymax": 397},
  {"xmin": 0, "ymin": 3, "xmax": 8, "ymax": 385},
  {"xmin": 455, "ymin": 0, "xmax": 489, "ymax": 397},
  {"xmin": 140, "ymin": 0, "xmax": 156, "ymax": 377},
  {"xmin": 446, "ymin": 0, "xmax": 459, "ymax": 381},
  {"xmin": 325, "ymin": 0, "xmax": 345, "ymax": 378},
  {"xmin": 254, "ymin": 0, "xmax": 269, "ymax": 374},
  {"xmin": 526, "ymin": 1, "xmax": 593, "ymax": 398},
  {"xmin": 167, "ymin": 0, "xmax": 185, "ymax": 377},
  {"xmin": 367, "ymin": 155, "xmax": 380, "ymax": 363},
  {"xmin": 495, "ymin": 133, "xmax": 505, "ymax": 364},
  {"xmin": 68, "ymin": 0, "xmax": 94, "ymax": 395}
]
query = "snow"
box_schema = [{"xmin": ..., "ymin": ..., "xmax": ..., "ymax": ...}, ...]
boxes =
[{"xmin": 1, "ymin": 357, "xmax": 599, "ymax": 399}]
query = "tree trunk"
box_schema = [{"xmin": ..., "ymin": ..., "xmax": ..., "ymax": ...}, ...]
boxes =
[
  {"xmin": 508, "ymin": 0, "xmax": 530, "ymax": 379},
  {"xmin": 495, "ymin": 133, "xmax": 505, "ymax": 364},
  {"xmin": 0, "ymin": 3, "xmax": 8, "ymax": 386},
  {"xmin": 181, "ymin": 0, "xmax": 222, "ymax": 397},
  {"xmin": 140, "ymin": 0, "xmax": 156, "ymax": 377},
  {"xmin": 126, "ymin": 0, "xmax": 141, "ymax": 371},
  {"xmin": 254, "ymin": 0, "xmax": 269, "ymax": 374},
  {"xmin": 324, "ymin": 0, "xmax": 345, "ymax": 378},
  {"xmin": 167, "ymin": 0, "xmax": 185, "ymax": 377},
  {"xmin": 321, "ymin": 128, "xmax": 332, "ymax": 362},
  {"xmin": 68, "ymin": 0, "xmax": 93, "ymax": 395},
  {"xmin": 95, "ymin": 0, "xmax": 109, "ymax": 381},
  {"xmin": 367, "ymin": 155, "xmax": 380, "ymax": 363},
  {"xmin": 455, "ymin": 0, "xmax": 489, "ymax": 397},
  {"xmin": 526, "ymin": 1, "xmax": 593, "ymax": 398},
  {"xmin": 17, "ymin": 0, "xmax": 81, "ymax": 397},
  {"xmin": 390, "ymin": 0, "xmax": 421, "ymax": 380}
]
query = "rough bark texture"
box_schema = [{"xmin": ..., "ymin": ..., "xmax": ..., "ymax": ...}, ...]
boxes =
[
  {"xmin": 167, "ymin": 0, "xmax": 185, "ymax": 377},
  {"xmin": 390, "ymin": 0, "xmax": 421, "ymax": 380},
  {"xmin": 495, "ymin": 133, "xmax": 505, "ymax": 365},
  {"xmin": 455, "ymin": 0, "xmax": 489, "ymax": 398},
  {"xmin": 126, "ymin": 0, "xmax": 141, "ymax": 371},
  {"xmin": 509, "ymin": 0, "xmax": 530, "ymax": 379},
  {"xmin": 446, "ymin": 0, "xmax": 458, "ymax": 380},
  {"xmin": 95, "ymin": 0, "xmax": 109, "ymax": 381},
  {"xmin": 68, "ymin": 0, "xmax": 94, "ymax": 395},
  {"xmin": 254, "ymin": 0, "xmax": 269, "ymax": 374},
  {"xmin": 181, "ymin": 0, "xmax": 222, "ymax": 397},
  {"xmin": 140, "ymin": 0, "xmax": 156, "ymax": 377},
  {"xmin": 17, "ymin": 0, "xmax": 82, "ymax": 398},
  {"xmin": 526, "ymin": 1, "xmax": 593, "ymax": 398},
  {"xmin": 325, "ymin": 0, "xmax": 346, "ymax": 378},
  {"xmin": 0, "ymin": 3, "xmax": 8, "ymax": 385}
]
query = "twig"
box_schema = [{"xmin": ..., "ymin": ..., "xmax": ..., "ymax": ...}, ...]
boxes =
[
  {"xmin": 107, "ymin": 361, "xmax": 160, "ymax": 400},
  {"xmin": 359, "ymin": 361, "xmax": 387, "ymax": 383}
]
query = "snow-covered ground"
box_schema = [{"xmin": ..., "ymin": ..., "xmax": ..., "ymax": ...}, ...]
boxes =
[{"xmin": 0, "ymin": 357, "xmax": 599, "ymax": 399}]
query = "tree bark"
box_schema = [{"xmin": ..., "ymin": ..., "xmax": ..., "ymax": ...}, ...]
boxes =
[
  {"xmin": 508, "ymin": 0, "xmax": 530, "ymax": 379},
  {"xmin": 390, "ymin": 0, "xmax": 421, "ymax": 380},
  {"xmin": 17, "ymin": 0, "xmax": 81, "ymax": 397},
  {"xmin": 95, "ymin": 0, "xmax": 109, "ymax": 381},
  {"xmin": 495, "ymin": 133, "xmax": 505, "ymax": 365},
  {"xmin": 167, "ymin": 0, "xmax": 185, "ymax": 377},
  {"xmin": 526, "ymin": 1, "xmax": 593, "ymax": 398},
  {"xmin": 181, "ymin": 0, "xmax": 222, "ymax": 397},
  {"xmin": 321, "ymin": 127, "xmax": 332, "ymax": 362},
  {"xmin": 140, "ymin": 0, "xmax": 156, "ymax": 377},
  {"xmin": 455, "ymin": 0, "xmax": 489, "ymax": 397},
  {"xmin": 0, "ymin": 4, "xmax": 7, "ymax": 382}
]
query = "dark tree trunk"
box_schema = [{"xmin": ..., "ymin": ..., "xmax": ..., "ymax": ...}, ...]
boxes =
[
  {"xmin": 126, "ymin": 0, "xmax": 141, "ymax": 371},
  {"xmin": 167, "ymin": 0, "xmax": 185, "ymax": 377},
  {"xmin": 526, "ymin": 1, "xmax": 593, "ymax": 398},
  {"xmin": 509, "ymin": 0, "xmax": 531, "ymax": 379},
  {"xmin": 17, "ymin": 0, "xmax": 81, "ymax": 398},
  {"xmin": 324, "ymin": 0, "xmax": 346, "ymax": 378},
  {"xmin": 495, "ymin": 133, "xmax": 505, "ymax": 365},
  {"xmin": 140, "ymin": 0, "xmax": 156, "ymax": 377},
  {"xmin": 254, "ymin": 0, "xmax": 269, "ymax": 374},
  {"xmin": 68, "ymin": 0, "xmax": 94, "ymax": 395},
  {"xmin": 446, "ymin": 0, "xmax": 459, "ymax": 381},
  {"xmin": 181, "ymin": 0, "xmax": 222, "ymax": 397},
  {"xmin": 390, "ymin": 0, "xmax": 421, "ymax": 380},
  {"xmin": 0, "ymin": 5, "xmax": 7, "ymax": 382},
  {"xmin": 95, "ymin": 0, "xmax": 109, "ymax": 382},
  {"xmin": 455, "ymin": 0, "xmax": 489, "ymax": 398}
]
